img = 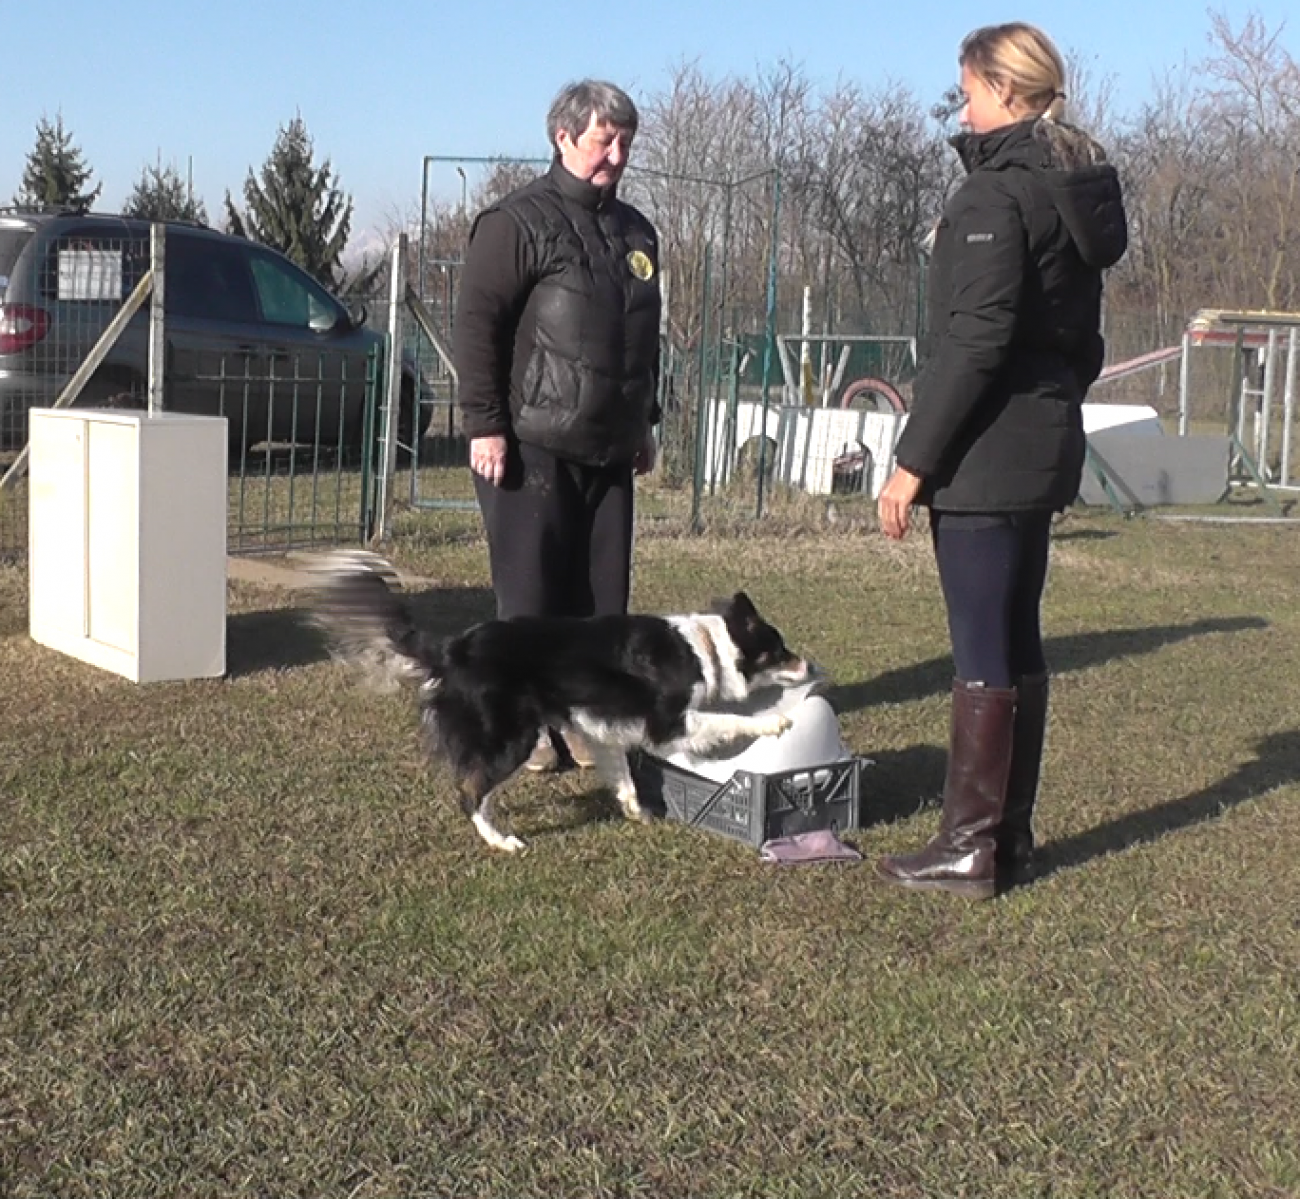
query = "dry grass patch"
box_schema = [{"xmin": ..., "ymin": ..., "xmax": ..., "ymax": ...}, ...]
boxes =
[{"xmin": 3, "ymin": 513, "xmax": 1300, "ymax": 1198}]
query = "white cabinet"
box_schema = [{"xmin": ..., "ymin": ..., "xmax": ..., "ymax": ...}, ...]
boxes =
[{"xmin": 28, "ymin": 409, "xmax": 227, "ymax": 682}]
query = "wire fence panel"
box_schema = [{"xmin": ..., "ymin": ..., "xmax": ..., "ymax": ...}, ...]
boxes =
[
  {"xmin": 1, "ymin": 229, "xmax": 151, "ymax": 451},
  {"xmin": 0, "ymin": 220, "xmax": 394, "ymax": 559},
  {"xmin": 222, "ymin": 346, "xmax": 381, "ymax": 553}
]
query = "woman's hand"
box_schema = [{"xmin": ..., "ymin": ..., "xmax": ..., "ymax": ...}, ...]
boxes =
[
  {"xmin": 877, "ymin": 466, "xmax": 923, "ymax": 540},
  {"xmin": 469, "ymin": 435, "xmax": 509, "ymax": 486}
]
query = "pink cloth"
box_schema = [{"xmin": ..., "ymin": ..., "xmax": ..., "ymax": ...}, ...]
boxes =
[{"xmin": 759, "ymin": 829, "xmax": 862, "ymax": 865}]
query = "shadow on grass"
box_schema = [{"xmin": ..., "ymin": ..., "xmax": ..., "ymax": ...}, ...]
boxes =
[
  {"xmin": 226, "ymin": 584, "xmax": 496, "ymax": 678},
  {"xmin": 1051, "ymin": 527, "xmax": 1120, "ymax": 542},
  {"xmin": 1038, "ymin": 728, "xmax": 1300, "ymax": 878},
  {"xmin": 826, "ymin": 615, "xmax": 1270, "ymax": 714},
  {"xmin": 860, "ymin": 745, "xmax": 948, "ymax": 826},
  {"xmin": 520, "ymin": 788, "xmax": 623, "ymax": 840}
]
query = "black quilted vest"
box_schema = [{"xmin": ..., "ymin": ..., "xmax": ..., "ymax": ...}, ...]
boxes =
[{"xmin": 490, "ymin": 163, "xmax": 661, "ymax": 467}]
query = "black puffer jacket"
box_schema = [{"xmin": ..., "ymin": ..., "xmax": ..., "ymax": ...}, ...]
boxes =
[
  {"xmin": 453, "ymin": 162, "xmax": 661, "ymax": 468},
  {"xmin": 893, "ymin": 118, "xmax": 1128, "ymax": 512}
]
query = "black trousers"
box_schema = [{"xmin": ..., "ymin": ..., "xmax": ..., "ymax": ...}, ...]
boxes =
[
  {"xmin": 930, "ymin": 510, "xmax": 1053, "ymax": 688},
  {"xmin": 473, "ymin": 440, "xmax": 634, "ymax": 620}
]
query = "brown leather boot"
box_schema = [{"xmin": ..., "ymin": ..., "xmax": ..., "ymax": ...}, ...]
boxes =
[
  {"xmin": 877, "ymin": 680, "xmax": 1016, "ymax": 899},
  {"xmin": 1000, "ymin": 673, "xmax": 1048, "ymax": 887}
]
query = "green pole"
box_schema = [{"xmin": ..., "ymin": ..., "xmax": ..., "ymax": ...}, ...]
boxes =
[
  {"xmin": 725, "ymin": 332, "xmax": 741, "ymax": 495},
  {"xmin": 755, "ymin": 170, "xmax": 781, "ymax": 520},
  {"xmin": 690, "ymin": 245, "xmax": 712, "ymax": 533},
  {"xmin": 360, "ymin": 345, "xmax": 379, "ymax": 541},
  {"xmin": 716, "ymin": 175, "xmax": 733, "ymax": 410}
]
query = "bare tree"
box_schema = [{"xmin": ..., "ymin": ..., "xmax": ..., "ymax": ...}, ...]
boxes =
[
  {"xmin": 1200, "ymin": 10, "xmax": 1300, "ymax": 310},
  {"xmin": 1108, "ymin": 71, "xmax": 1226, "ymax": 349}
]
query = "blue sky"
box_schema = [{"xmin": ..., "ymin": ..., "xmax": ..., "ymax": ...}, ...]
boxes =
[{"xmin": 3, "ymin": 0, "xmax": 1295, "ymax": 241}]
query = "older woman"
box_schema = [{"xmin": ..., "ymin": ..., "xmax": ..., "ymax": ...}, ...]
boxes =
[{"xmin": 876, "ymin": 23, "xmax": 1128, "ymax": 898}]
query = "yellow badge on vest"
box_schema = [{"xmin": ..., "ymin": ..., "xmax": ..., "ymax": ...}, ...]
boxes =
[{"xmin": 627, "ymin": 249, "xmax": 655, "ymax": 281}]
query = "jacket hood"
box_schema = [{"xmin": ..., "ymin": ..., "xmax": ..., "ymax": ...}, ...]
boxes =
[{"xmin": 953, "ymin": 118, "xmax": 1128, "ymax": 270}]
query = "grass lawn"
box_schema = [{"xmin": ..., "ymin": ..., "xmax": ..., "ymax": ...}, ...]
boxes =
[{"xmin": 2, "ymin": 511, "xmax": 1299, "ymax": 1198}]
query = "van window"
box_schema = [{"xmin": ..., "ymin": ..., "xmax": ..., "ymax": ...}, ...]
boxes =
[
  {"xmin": 0, "ymin": 230, "xmax": 31, "ymax": 292},
  {"xmin": 167, "ymin": 236, "xmax": 259, "ymax": 323},
  {"xmin": 38, "ymin": 223, "xmax": 149, "ymax": 302},
  {"xmin": 248, "ymin": 251, "xmax": 341, "ymax": 329}
]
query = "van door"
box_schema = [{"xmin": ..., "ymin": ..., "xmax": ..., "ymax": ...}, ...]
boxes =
[
  {"xmin": 165, "ymin": 233, "xmax": 269, "ymax": 447},
  {"xmin": 243, "ymin": 247, "xmax": 372, "ymax": 449}
]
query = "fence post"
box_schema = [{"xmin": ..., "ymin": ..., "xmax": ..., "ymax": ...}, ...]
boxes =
[
  {"xmin": 374, "ymin": 235, "xmax": 408, "ymax": 542},
  {"xmin": 1177, "ymin": 331, "xmax": 1191, "ymax": 436},
  {"xmin": 690, "ymin": 246, "xmax": 712, "ymax": 533},
  {"xmin": 148, "ymin": 224, "xmax": 166, "ymax": 414},
  {"xmin": 1259, "ymin": 328, "xmax": 1278, "ymax": 475},
  {"xmin": 755, "ymin": 170, "xmax": 782, "ymax": 521},
  {"xmin": 1282, "ymin": 327, "xmax": 1297, "ymax": 489}
]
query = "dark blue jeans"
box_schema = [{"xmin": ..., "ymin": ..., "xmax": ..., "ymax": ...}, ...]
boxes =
[{"xmin": 930, "ymin": 511, "xmax": 1053, "ymax": 688}]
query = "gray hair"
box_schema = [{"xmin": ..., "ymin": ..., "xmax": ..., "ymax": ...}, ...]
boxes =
[{"xmin": 546, "ymin": 80, "xmax": 639, "ymax": 151}]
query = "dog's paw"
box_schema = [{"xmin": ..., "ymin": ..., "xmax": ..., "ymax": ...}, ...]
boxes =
[
  {"xmin": 618, "ymin": 792, "xmax": 651, "ymax": 823},
  {"xmin": 473, "ymin": 813, "xmax": 528, "ymax": 854},
  {"xmin": 755, "ymin": 713, "xmax": 793, "ymax": 739}
]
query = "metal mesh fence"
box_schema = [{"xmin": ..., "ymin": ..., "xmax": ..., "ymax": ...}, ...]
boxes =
[
  {"xmin": 2, "ymin": 228, "xmax": 148, "ymax": 560},
  {"xmin": 1, "ymin": 229, "xmax": 151, "ymax": 450},
  {"xmin": 0, "ymin": 219, "xmax": 399, "ymax": 559}
]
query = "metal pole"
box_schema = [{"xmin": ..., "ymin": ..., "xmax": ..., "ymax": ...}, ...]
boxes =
[
  {"xmin": 1282, "ymin": 328, "xmax": 1297, "ymax": 488},
  {"xmin": 1259, "ymin": 327, "xmax": 1278, "ymax": 475},
  {"xmin": 799, "ymin": 285, "xmax": 812, "ymax": 405},
  {"xmin": 148, "ymin": 224, "xmax": 166, "ymax": 415},
  {"xmin": 1177, "ymin": 332, "xmax": 1191, "ymax": 437},
  {"xmin": 715, "ymin": 176, "xmax": 733, "ymax": 411},
  {"xmin": 1230, "ymin": 327, "xmax": 1245, "ymax": 446},
  {"xmin": 915, "ymin": 249, "xmax": 927, "ymax": 347},
  {"xmin": 690, "ymin": 246, "xmax": 712, "ymax": 533},
  {"xmin": 725, "ymin": 333, "xmax": 741, "ymax": 491},
  {"xmin": 417, "ymin": 157, "xmax": 431, "ymax": 304},
  {"xmin": 375, "ymin": 235, "xmax": 407, "ymax": 542},
  {"xmin": 755, "ymin": 170, "xmax": 781, "ymax": 520}
]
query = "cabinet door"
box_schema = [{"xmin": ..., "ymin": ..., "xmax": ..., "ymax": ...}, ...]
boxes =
[
  {"xmin": 29, "ymin": 415, "xmax": 88, "ymax": 638},
  {"xmin": 85, "ymin": 420, "xmax": 139, "ymax": 654}
]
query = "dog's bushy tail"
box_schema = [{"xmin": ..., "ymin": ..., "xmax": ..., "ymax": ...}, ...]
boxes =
[{"xmin": 307, "ymin": 550, "xmax": 445, "ymax": 691}]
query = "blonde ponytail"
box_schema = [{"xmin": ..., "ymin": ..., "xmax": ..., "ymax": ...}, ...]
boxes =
[{"xmin": 959, "ymin": 23, "xmax": 1067, "ymax": 122}]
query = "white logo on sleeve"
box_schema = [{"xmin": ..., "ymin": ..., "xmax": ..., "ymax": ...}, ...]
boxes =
[{"xmin": 966, "ymin": 232, "xmax": 996, "ymax": 243}]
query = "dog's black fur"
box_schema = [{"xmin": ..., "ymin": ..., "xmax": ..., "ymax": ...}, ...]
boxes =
[{"xmin": 311, "ymin": 551, "xmax": 812, "ymax": 851}]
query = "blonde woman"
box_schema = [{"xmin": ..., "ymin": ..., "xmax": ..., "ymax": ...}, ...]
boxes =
[{"xmin": 876, "ymin": 23, "xmax": 1127, "ymax": 898}]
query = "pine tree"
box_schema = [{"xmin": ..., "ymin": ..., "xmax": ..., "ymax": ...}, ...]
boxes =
[
  {"xmin": 122, "ymin": 161, "xmax": 208, "ymax": 224},
  {"xmin": 224, "ymin": 117, "xmax": 353, "ymax": 289},
  {"xmin": 14, "ymin": 114, "xmax": 102, "ymax": 212}
]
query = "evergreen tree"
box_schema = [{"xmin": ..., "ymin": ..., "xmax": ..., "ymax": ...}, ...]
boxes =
[
  {"xmin": 224, "ymin": 117, "xmax": 352, "ymax": 289},
  {"xmin": 14, "ymin": 114, "xmax": 102, "ymax": 212},
  {"xmin": 122, "ymin": 161, "xmax": 208, "ymax": 224}
]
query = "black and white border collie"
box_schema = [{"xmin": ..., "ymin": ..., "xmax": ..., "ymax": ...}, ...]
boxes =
[{"xmin": 310, "ymin": 551, "xmax": 814, "ymax": 852}]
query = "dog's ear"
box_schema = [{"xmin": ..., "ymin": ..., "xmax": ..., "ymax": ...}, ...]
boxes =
[
  {"xmin": 730, "ymin": 591, "xmax": 758, "ymax": 619},
  {"xmin": 713, "ymin": 591, "xmax": 759, "ymax": 624}
]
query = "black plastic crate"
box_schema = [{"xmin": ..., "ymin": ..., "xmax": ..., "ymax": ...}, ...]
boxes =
[{"xmin": 632, "ymin": 752, "xmax": 864, "ymax": 848}]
